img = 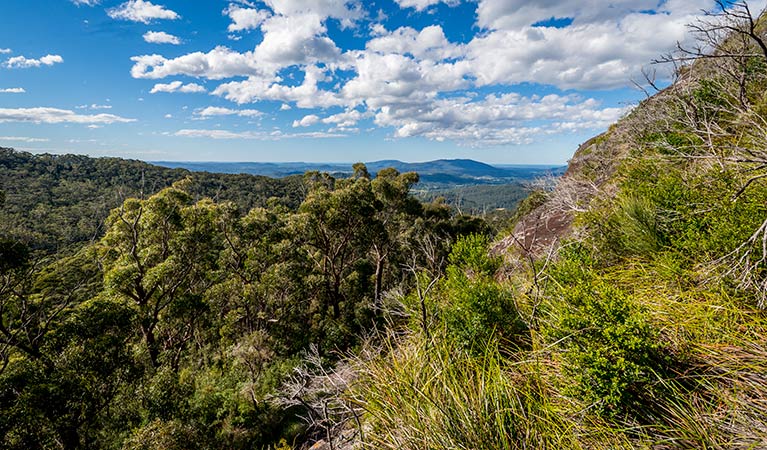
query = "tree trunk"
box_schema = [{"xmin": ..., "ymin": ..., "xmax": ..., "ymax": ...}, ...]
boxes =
[
  {"xmin": 374, "ymin": 256, "xmax": 384, "ymax": 307},
  {"xmin": 141, "ymin": 320, "xmax": 159, "ymax": 367}
]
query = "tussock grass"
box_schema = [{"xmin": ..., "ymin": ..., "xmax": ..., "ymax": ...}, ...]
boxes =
[{"xmin": 350, "ymin": 331, "xmax": 638, "ymax": 450}]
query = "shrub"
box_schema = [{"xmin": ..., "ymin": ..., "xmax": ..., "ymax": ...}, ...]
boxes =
[
  {"xmin": 439, "ymin": 235, "xmax": 528, "ymax": 351},
  {"xmin": 547, "ymin": 272, "xmax": 667, "ymax": 418}
]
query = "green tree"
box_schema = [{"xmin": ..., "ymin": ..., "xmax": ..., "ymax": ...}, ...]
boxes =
[
  {"xmin": 371, "ymin": 168, "xmax": 422, "ymax": 305},
  {"xmin": 99, "ymin": 180, "xmax": 222, "ymax": 368}
]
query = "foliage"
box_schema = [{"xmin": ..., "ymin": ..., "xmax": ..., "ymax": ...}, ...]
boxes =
[
  {"xmin": 0, "ymin": 156, "xmax": 487, "ymax": 448},
  {"xmin": 437, "ymin": 235, "xmax": 528, "ymax": 351},
  {"xmin": 545, "ymin": 247, "xmax": 668, "ymax": 417}
]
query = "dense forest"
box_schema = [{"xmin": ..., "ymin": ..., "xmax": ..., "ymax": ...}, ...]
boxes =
[
  {"xmin": 0, "ymin": 154, "xmax": 487, "ymax": 449},
  {"xmin": 4, "ymin": 2, "xmax": 767, "ymax": 449}
]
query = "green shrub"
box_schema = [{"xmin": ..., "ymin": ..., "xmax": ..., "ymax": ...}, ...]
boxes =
[
  {"xmin": 547, "ymin": 272, "xmax": 667, "ymax": 418},
  {"xmin": 439, "ymin": 235, "xmax": 528, "ymax": 351}
]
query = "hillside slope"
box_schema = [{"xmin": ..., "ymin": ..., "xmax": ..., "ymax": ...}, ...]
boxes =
[{"xmin": 348, "ymin": 7, "xmax": 767, "ymax": 450}]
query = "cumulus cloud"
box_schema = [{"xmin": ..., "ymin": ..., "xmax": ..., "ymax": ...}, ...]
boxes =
[
  {"xmin": 132, "ymin": 47, "xmax": 264, "ymax": 80},
  {"xmin": 0, "ymin": 49, "xmax": 11, "ymax": 54},
  {"xmin": 213, "ymin": 65, "xmax": 344, "ymax": 108},
  {"xmin": 131, "ymin": 3, "xmax": 346, "ymax": 81},
  {"xmin": 5, "ymin": 54, "xmax": 63, "ymax": 69},
  {"xmin": 195, "ymin": 106, "xmax": 263, "ymax": 118},
  {"xmin": 293, "ymin": 109, "xmax": 366, "ymax": 128},
  {"xmin": 150, "ymin": 81, "xmax": 207, "ymax": 93},
  {"xmin": 253, "ymin": 13, "xmax": 341, "ymax": 70},
  {"xmin": 126, "ymin": 0, "xmax": 750, "ymax": 147},
  {"xmin": 143, "ymin": 31, "xmax": 181, "ymax": 45},
  {"xmin": 224, "ymin": 4, "xmax": 271, "ymax": 32},
  {"xmin": 393, "ymin": 0, "xmax": 459, "ymax": 12},
  {"xmin": 293, "ymin": 114, "xmax": 320, "ymax": 127},
  {"xmin": 262, "ymin": 0, "xmax": 363, "ymax": 25},
  {"xmin": 70, "ymin": 0, "xmax": 101, "ymax": 5},
  {"xmin": 371, "ymin": 93, "xmax": 629, "ymax": 146},
  {"xmin": 475, "ymin": 0, "xmax": 709, "ymax": 30},
  {"xmin": 366, "ymin": 25, "xmax": 463, "ymax": 60},
  {"xmin": 463, "ymin": 1, "xmax": 713, "ymax": 90},
  {"xmin": 107, "ymin": 0, "xmax": 179, "ymax": 23},
  {"xmin": 0, "ymin": 88, "xmax": 25, "ymax": 94},
  {"xmin": 0, "ymin": 107, "xmax": 135, "ymax": 124}
]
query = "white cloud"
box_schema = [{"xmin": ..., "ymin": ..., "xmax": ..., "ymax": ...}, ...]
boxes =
[
  {"xmin": 224, "ymin": 4, "xmax": 271, "ymax": 32},
  {"xmin": 107, "ymin": 0, "xmax": 179, "ymax": 24},
  {"xmin": 367, "ymin": 25, "xmax": 463, "ymax": 60},
  {"xmin": 132, "ymin": 47, "xmax": 264, "ymax": 80},
  {"xmin": 393, "ymin": 0, "xmax": 459, "ymax": 12},
  {"xmin": 149, "ymin": 81, "xmax": 207, "ymax": 94},
  {"xmin": 5, "ymin": 54, "xmax": 63, "ymax": 69},
  {"xmin": 0, "ymin": 136, "xmax": 50, "ymax": 143},
  {"xmin": 293, "ymin": 109, "xmax": 366, "ymax": 128},
  {"xmin": 371, "ymin": 93, "xmax": 629, "ymax": 146},
  {"xmin": 461, "ymin": 1, "xmax": 727, "ymax": 90},
  {"xmin": 143, "ymin": 31, "xmax": 181, "ymax": 45},
  {"xmin": 130, "ymin": 4, "xmax": 345, "ymax": 81},
  {"xmin": 252, "ymin": 13, "xmax": 342, "ymax": 71},
  {"xmin": 71, "ymin": 0, "xmax": 101, "ymax": 5},
  {"xmin": 175, "ymin": 128, "xmax": 345, "ymax": 140},
  {"xmin": 164, "ymin": 113, "xmax": 173, "ymax": 118},
  {"xmin": 475, "ymin": 0, "xmax": 700, "ymax": 29},
  {"xmin": 76, "ymin": 104, "xmax": 113, "ymax": 110},
  {"xmin": 293, "ymin": 114, "xmax": 320, "ymax": 127},
  {"xmin": 195, "ymin": 106, "xmax": 263, "ymax": 118},
  {"xmin": 0, "ymin": 49, "xmax": 11, "ymax": 54},
  {"xmin": 124, "ymin": 0, "xmax": 747, "ymax": 148},
  {"xmin": 322, "ymin": 109, "xmax": 367, "ymax": 128},
  {"xmin": 262, "ymin": 0, "xmax": 363, "ymax": 25},
  {"xmin": 340, "ymin": 52, "xmax": 471, "ymax": 108},
  {"xmin": 0, "ymin": 88, "xmax": 25, "ymax": 94},
  {"xmin": 0, "ymin": 107, "xmax": 135, "ymax": 124},
  {"xmin": 213, "ymin": 65, "xmax": 345, "ymax": 108},
  {"xmin": 465, "ymin": 16, "xmax": 693, "ymax": 90}
]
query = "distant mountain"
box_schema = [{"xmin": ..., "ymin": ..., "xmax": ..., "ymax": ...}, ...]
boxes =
[
  {"xmin": 153, "ymin": 159, "xmax": 566, "ymax": 186},
  {"xmin": 366, "ymin": 159, "xmax": 513, "ymax": 178}
]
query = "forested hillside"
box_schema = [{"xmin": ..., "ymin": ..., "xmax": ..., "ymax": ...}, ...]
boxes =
[
  {"xmin": 4, "ymin": 2, "xmax": 767, "ymax": 449},
  {"xmin": 0, "ymin": 149, "xmax": 304, "ymax": 253}
]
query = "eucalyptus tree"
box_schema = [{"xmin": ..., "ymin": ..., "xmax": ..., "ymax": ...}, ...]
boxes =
[{"xmin": 99, "ymin": 179, "xmax": 223, "ymax": 368}]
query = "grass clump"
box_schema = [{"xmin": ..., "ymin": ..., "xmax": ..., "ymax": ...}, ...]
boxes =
[{"xmin": 352, "ymin": 336, "xmax": 589, "ymax": 450}]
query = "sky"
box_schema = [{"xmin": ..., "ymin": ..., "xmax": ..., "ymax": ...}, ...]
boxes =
[{"xmin": 0, "ymin": 0, "xmax": 760, "ymax": 163}]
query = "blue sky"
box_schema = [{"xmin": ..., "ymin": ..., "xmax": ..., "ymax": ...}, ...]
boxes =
[{"xmin": 0, "ymin": 0, "xmax": 752, "ymax": 163}]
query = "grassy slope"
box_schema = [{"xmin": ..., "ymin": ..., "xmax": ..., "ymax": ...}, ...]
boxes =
[{"xmin": 350, "ymin": 23, "xmax": 767, "ymax": 450}]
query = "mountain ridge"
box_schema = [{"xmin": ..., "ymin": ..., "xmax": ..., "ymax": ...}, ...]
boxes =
[{"xmin": 153, "ymin": 158, "xmax": 566, "ymax": 184}]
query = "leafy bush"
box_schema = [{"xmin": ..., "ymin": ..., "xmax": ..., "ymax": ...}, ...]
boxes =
[
  {"xmin": 546, "ymin": 254, "xmax": 667, "ymax": 418},
  {"xmin": 439, "ymin": 235, "xmax": 528, "ymax": 351}
]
